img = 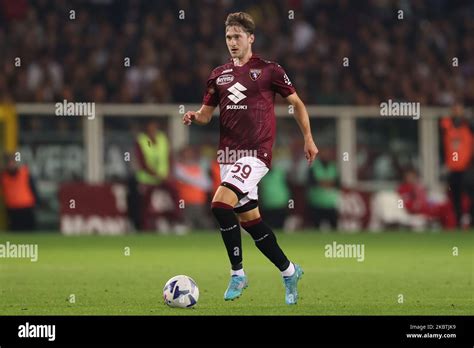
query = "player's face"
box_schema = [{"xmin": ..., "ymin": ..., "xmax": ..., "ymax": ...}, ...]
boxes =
[{"xmin": 225, "ymin": 26, "xmax": 254, "ymax": 59}]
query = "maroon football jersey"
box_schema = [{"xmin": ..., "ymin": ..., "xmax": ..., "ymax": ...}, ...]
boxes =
[{"xmin": 202, "ymin": 54, "xmax": 296, "ymax": 168}]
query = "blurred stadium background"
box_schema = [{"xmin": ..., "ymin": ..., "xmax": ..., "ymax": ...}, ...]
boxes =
[{"xmin": 1, "ymin": 0, "xmax": 474, "ymax": 235}]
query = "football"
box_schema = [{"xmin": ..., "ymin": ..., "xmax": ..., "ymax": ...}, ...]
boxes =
[{"xmin": 163, "ymin": 275, "xmax": 199, "ymax": 308}]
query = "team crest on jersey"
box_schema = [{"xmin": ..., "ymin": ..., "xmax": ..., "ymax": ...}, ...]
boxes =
[{"xmin": 249, "ymin": 69, "xmax": 262, "ymax": 81}]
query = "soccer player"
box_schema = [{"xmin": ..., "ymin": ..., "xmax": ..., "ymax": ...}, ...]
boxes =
[{"xmin": 183, "ymin": 12, "xmax": 318, "ymax": 304}]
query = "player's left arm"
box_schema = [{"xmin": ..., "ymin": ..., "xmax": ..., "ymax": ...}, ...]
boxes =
[{"xmin": 286, "ymin": 92, "xmax": 318, "ymax": 165}]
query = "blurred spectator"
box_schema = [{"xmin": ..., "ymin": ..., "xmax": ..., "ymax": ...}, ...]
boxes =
[
  {"xmin": 134, "ymin": 120, "xmax": 169, "ymax": 186},
  {"xmin": 397, "ymin": 167, "xmax": 456, "ymax": 229},
  {"xmin": 463, "ymin": 157, "xmax": 474, "ymax": 228},
  {"xmin": 284, "ymin": 140, "xmax": 309, "ymax": 230},
  {"xmin": 307, "ymin": 147, "xmax": 340, "ymax": 230},
  {"xmin": 174, "ymin": 146, "xmax": 212, "ymax": 230},
  {"xmin": 210, "ymin": 159, "xmax": 221, "ymax": 196},
  {"xmin": 128, "ymin": 120, "xmax": 169, "ymax": 230},
  {"xmin": 440, "ymin": 102, "xmax": 474, "ymax": 227},
  {"xmin": 0, "ymin": 153, "xmax": 38, "ymax": 231},
  {"xmin": 260, "ymin": 161, "xmax": 290, "ymax": 229},
  {"xmin": 1, "ymin": 0, "xmax": 472, "ymax": 106}
]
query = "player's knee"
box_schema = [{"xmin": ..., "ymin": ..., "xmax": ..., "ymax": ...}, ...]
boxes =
[
  {"xmin": 235, "ymin": 200, "xmax": 260, "ymax": 220},
  {"xmin": 213, "ymin": 184, "xmax": 241, "ymax": 206},
  {"xmin": 211, "ymin": 202, "xmax": 235, "ymax": 223}
]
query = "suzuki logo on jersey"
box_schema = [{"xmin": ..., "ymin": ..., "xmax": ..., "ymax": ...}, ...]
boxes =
[{"xmin": 227, "ymin": 82, "xmax": 247, "ymax": 104}]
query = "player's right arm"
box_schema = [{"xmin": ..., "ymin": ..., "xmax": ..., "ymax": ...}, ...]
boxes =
[
  {"xmin": 183, "ymin": 67, "xmax": 219, "ymax": 126},
  {"xmin": 182, "ymin": 105, "xmax": 215, "ymax": 126}
]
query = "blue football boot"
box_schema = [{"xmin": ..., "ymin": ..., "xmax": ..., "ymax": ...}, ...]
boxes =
[
  {"xmin": 224, "ymin": 275, "xmax": 248, "ymax": 301},
  {"xmin": 283, "ymin": 264, "xmax": 304, "ymax": 305}
]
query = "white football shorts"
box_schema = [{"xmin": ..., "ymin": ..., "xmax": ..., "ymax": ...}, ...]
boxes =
[{"xmin": 219, "ymin": 156, "xmax": 269, "ymax": 208}]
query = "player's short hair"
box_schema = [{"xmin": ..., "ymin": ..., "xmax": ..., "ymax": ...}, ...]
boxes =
[{"xmin": 225, "ymin": 12, "xmax": 255, "ymax": 35}]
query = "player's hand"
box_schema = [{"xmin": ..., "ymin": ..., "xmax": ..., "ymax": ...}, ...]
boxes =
[
  {"xmin": 183, "ymin": 111, "xmax": 197, "ymax": 126},
  {"xmin": 304, "ymin": 138, "xmax": 318, "ymax": 165}
]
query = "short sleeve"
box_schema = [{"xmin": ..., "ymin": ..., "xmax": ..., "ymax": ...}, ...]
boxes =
[
  {"xmin": 202, "ymin": 70, "xmax": 219, "ymax": 106},
  {"xmin": 271, "ymin": 64, "xmax": 296, "ymax": 97}
]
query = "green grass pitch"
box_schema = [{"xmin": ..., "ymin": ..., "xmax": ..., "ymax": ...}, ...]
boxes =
[{"xmin": 0, "ymin": 231, "xmax": 472, "ymax": 315}]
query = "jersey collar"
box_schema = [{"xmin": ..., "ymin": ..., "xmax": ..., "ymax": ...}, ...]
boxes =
[{"xmin": 230, "ymin": 53, "xmax": 259, "ymax": 66}]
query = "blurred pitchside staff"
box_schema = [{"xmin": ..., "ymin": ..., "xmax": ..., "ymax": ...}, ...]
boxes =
[
  {"xmin": 0, "ymin": 153, "xmax": 38, "ymax": 231},
  {"xmin": 440, "ymin": 102, "xmax": 474, "ymax": 228},
  {"xmin": 129, "ymin": 120, "xmax": 170, "ymax": 230}
]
